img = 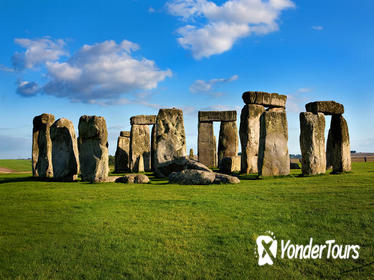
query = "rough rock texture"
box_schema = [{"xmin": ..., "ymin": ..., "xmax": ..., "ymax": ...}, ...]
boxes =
[
  {"xmin": 258, "ymin": 111, "xmax": 290, "ymax": 176},
  {"xmin": 239, "ymin": 104, "xmax": 265, "ymax": 174},
  {"xmin": 305, "ymin": 101, "xmax": 344, "ymax": 115},
  {"xmin": 169, "ymin": 170, "xmax": 240, "ymax": 185},
  {"xmin": 198, "ymin": 111, "xmax": 237, "ymax": 122},
  {"xmin": 299, "ymin": 112, "xmax": 326, "ymax": 175},
  {"xmin": 218, "ymin": 121, "xmax": 238, "ymax": 167},
  {"xmin": 326, "ymin": 115, "xmax": 351, "ymax": 173},
  {"xmin": 115, "ymin": 131, "xmax": 130, "ymax": 173},
  {"xmin": 155, "ymin": 156, "xmax": 212, "ymax": 178},
  {"xmin": 78, "ymin": 115, "xmax": 109, "ymax": 183},
  {"xmin": 219, "ymin": 156, "xmax": 241, "ymax": 174},
  {"xmin": 290, "ymin": 162, "xmax": 301, "ymax": 169},
  {"xmin": 118, "ymin": 174, "xmax": 150, "ymax": 184},
  {"xmin": 130, "ymin": 115, "xmax": 157, "ymax": 125},
  {"xmin": 154, "ymin": 108, "xmax": 186, "ymax": 177},
  {"xmin": 151, "ymin": 124, "xmax": 156, "ymax": 171},
  {"xmin": 32, "ymin": 113, "xmax": 55, "ymax": 178},
  {"xmin": 130, "ymin": 124, "xmax": 151, "ymax": 172},
  {"xmin": 242, "ymin": 91, "xmax": 287, "ymax": 108},
  {"xmin": 106, "ymin": 176, "xmax": 122, "ymax": 183},
  {"xmin": 50, "ymin": 118, "xmax": 79, "ymax": 181},
  {"xmin": 198, "ymin": 121, "xmax": 216, "ymax": 167},
  {"xmin": 214, "ymin": 173, "xmax": 240, "ymax": 184}
]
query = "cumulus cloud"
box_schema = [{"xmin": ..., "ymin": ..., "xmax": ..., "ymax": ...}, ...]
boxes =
[
  {"xmin": 12, "ymin": 37, "xmax": 68, "ymax": 70},
  {"xmin": 189, "ymin": 74, "xmax": 238, "ymax": 96},
  {"xmin": 167, "ymin": 0, "xmax": 294, "ymax": 59},
  {"xmin": 11, "ymin": 38, "xmax": 172, "ymax": 104}
]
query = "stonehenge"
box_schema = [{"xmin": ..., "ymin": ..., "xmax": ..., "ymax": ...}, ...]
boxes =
[
  {"xmin": 198, "ymin": 111, "xmax": 238, "ymax": 168},
  {"xmin": 50, "ymin": 118, "xmax": 79, "ymax": 181},
  {"xmin": 114, "ymin": 131, "xmax": 130, "ymax": 173},
  {"xmin": 78, "ymin": 115, "xmax": 109, "ymax": 183},
  {"xmin": 300, "ymin": 101, "xmax": 351, "ymax": 175},
  {"xmin": 129, "ymin": 115, "xmax": 156, "ymax": 172},
  {"xmin": 240, "ymin": 91, "xmax": 290, "ymax": 176},
  {"xmin": 32, "ymin": 113, "xmax": 55, "ymax": 178}
]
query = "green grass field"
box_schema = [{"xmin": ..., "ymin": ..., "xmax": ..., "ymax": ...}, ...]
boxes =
[
  {"xmin": 0, "ymin": 159, "xmax": 32, "ymax": 172},
  {"xmin": 0, "ymin": 162, "xmax": 373, "ymax": 279}
]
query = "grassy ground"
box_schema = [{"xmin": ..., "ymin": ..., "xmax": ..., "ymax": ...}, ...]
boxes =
[
  {"xmin": 0, "ymin": 162, "xmax": 373, "ymax": 279},
  {"xmin": 0, "ymin": 159, "xmax": 31, "ymax": 172}
]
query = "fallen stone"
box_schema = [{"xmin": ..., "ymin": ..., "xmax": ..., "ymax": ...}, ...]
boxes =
[
  {"xmin": 115, "ymin": 131, "xmax": 130, "ymax": 173},
  {"xmin": 155, "ymin": 156, "xmax": 212, "ymax": 178},
  {"xmin": 214, "ymin": 173, "xmax": 240, "ymax": 184},
  {"xmin": 239, "ymin": 104, "xmax": 265, "ymax": 174},
  {"xmin": 130, "ymin": 115, "xmax": 157, "ymax": 125},
  {"xmin": 305, "ymin": 101, "xmax": 344, "ymax": 115},
  {"xmin": 326, "ymin": 115, "xmax": 351, "ymax": 173},
  {"xmin": 106, "ymin": 176, "xmax": 122, "ymax": 183},
  {"xmin": 219, "ymin": 156, "xmax": 241, "ymax": 174},
  {"xmin": 78, "ymin": 115, "xmax": 109, "ymax": 183},
  {"xmin": 154, "ymin": 108, "xmax": 187, "ymax": 177},
  {"xmin": 198, "ymin": 121, "xmax": 216, "ymax": 167},
  {"xmin": 242, "ymin": 91, "xmax": 287, "ymax": 108},
  {"xmin": 130, "ymin": 124, "xmax": 151, "ymax": 172},
  {"xmin": 50, "ymin": 118, "xmax": 79, "ymax": 181},
  {"xmin": 299, "ymin": 112, "xmax": 326, "ymax": 175},
  {"xmin": 258, "ymin": 111, "xmax": 290, "ymax": 176},
  {"xmin": 198, "ymin": 111, "xmax": 237, "ymax": 122},
  {"xmin": 119, "ymin": 174, "xmax": 150, "ymax": 184},
  {"xmin": 32, "ymin": 113, "xmax": 55, "ymax": 178},
  {"xmin": 218, "ymin": 121, "xmax": 238, "ymax": 167},
  {"xmin": 169, "ymin": 169, "xmax": 216, "ymax": 185}
]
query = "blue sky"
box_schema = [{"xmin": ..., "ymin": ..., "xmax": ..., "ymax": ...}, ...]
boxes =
[{"xmin": 0, "ymin": 0, "xmax": 373, "ymax": 159}]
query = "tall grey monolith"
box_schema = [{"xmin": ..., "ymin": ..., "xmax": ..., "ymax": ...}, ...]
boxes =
[
  {"xmin": 115, "ymin": 131, "xmax": 130, "ymax": 173},
  {"xmin": 130, "ymin": 125, "xmax": 151, "ymax": 172},
  {"xmin": 218, "ymin": 121, "xmax": 238, "ymax": 167}
]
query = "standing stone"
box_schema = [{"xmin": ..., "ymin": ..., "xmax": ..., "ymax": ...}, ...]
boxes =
[
  {"xmin": 326, "ymin": 115, "xmax": 351, "ymax": 173},
  {"xmin": 299, "ymin": 112, "xmax": 326, "ymax": 175},
  {"xmin": 239, "ymin": 104, "xmax": 265, "ymax": 174},
  {"xmin": 78, "ymin": 115, "xmax": 109, "ymax": 182},
  {"xmin": 130, "ymin": 125, "xmax": 151, "ymax": 172},
  {"xmin": 154, "ymin": 108, "xmax": 186, "ymax": 177},
  {"xmin": 219, "ymin": 156, "xmax": 241, "ymax": 174},
  {"xmin": 258, "ymin": 111, "xmax": 290, "ymax": 176},
  {"xmin": 114, "ymin": 131, "xmax": 130, "ymax": 173},
  {"xmin": 198, "ymin": 121, "xmax": 216, "ymax": 167},
  {"xmin": 50, "ymin": 118, "xmax": 79, "ymax": 181},
  {"xmin": 32, "ymin": 113, "xmax": 55, "ymax": 178},
  {"xmin": 151, "ymin": 125, "xmax": 157, "ymax": 171},
  {"xmin": 218, "ymin": 121, "xmax": 238, "ymax": 167}
]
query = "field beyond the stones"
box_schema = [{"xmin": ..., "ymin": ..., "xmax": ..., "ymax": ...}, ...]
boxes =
[{"xmin": 0, "ymin": 160, "xmax": 373, "ymax": 279}]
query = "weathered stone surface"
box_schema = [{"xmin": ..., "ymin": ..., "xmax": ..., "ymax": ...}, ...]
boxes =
[
  {"xmin": 118, "ymin": 174, "xmax": 150, "ymax": 184},
  {"xmin": 130, "ymin": 115, "xmax": 157, "ymax": 125},
  {"xmin": 50, "ymin": 118, "xmax": 79, "ymax": 181},
  {"xmin": 299, "ymin": 112, "xmax": 326, "ymax": 175},
  {"xmin": 290, "ymin": 162, "xmax": 301, "ymax": 169},
  {"xmin": 151, "ymin": 124, "xmax": 156, "ymax": 171},
  {"xmin": 198, "ymin": 121, "xmax": 216, "ymax": 167},
  {"xmin": 219, "ymin": 156, "xmax": 241, "ymax": 174},
  {"xmin": 214, "ymin": 173, "xmax": 240, "ymax": 184},
  {"xmin": 218, "ymin": 121, "xmax": 238, "ymax": 167},
  {"xmin": 305, "ymin": 101, "xmax": 344, "ymax": 115},
  {"xmin": 155, "ymin": 156, "xmax": 212, "ymax": 178},
  {"xmin": 242, "ymin": 91, "xmax": 287, "ymax": 108},
  {"xmin": 115, "ymin": 131, "xmax": 130, "ymax": 173},
  {"xmin": 106, "ymin": 176, "xmax": 122, "ymax": 183},
  {"xmin": 258, "ymin": 111, "xmax": 290, "ymax": 176},
  {"xmin": 78, "ymin": 115, "xmax": 109, "ymax": 183},
  {"xmin": 32, "ymin": 113, "xmax": 55, "ymax": 178},
  {"xmin": 169, "ymin": 169, "xmax": 216, "ymax": 185},
  {"xmin": 326, "ymin": 115, "xmax": 351, "ymax": 173},
  {"xmin": 130, "ymin": 125, "xmax": 151, "ymax": 172},
  {"xmin": 154, "ymin": 108, "xmax": 186, "ymax": 176},
  {"xmin": 199, "ymin": 111, "xmax": 237, "ymax": 122},
  {"xmin": 239, "ymin": 104, "xmax": 265, "ymax": 174}
]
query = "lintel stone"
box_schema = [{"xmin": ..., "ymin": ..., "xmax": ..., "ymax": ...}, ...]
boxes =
[
  {"xmin": 305, "ymin": 101, "xmax": 344, "ymax": 115},
  {"xmin": 198, "ymin": 111, "xmax": 237, "ymax": 122},
  {"xmin": 130, "ymin": 115, "xmax": 157, "ymax": 125},
  {"xmin": 242, "ymin": 91, "xmax": 287, "ymax": 108}
]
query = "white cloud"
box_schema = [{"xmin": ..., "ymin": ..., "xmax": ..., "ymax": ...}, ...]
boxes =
[
  {"xmin": 189, "ymin": 74, "xmax": 238, "ymax": 96},
  {"xmin": 296, "ymin": 87, "xmax": 312, "ymax": 93},
  {"xmin": 167, "ymin": 0, "xmax": 294, "ymax": 59},
  {"xmin": 312, "ymin": 25, "xmax": 324, "ymax": 31},
  {"xmin": 16, "ymin": 80, "xmax": 40, "ymax": 97},
  {"xmin": 12, "ymin": 37, "xmax": 68, "ymax": 70},
  {"xmin": 13, "ymin": 39, "xmax": 172, "ymax": 104},
  {"xmin": 0, "ymin": 64, "xmax": 15, "ymax": 72}
]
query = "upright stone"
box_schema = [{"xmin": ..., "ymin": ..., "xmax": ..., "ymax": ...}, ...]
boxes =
[
  {"xmin": 32, "ymin": 113, "xmax": 55, "ymax": 178},
  {"xmin": 151, "ymin": 125, "xmax": 157, "ymax": 171},
  {"xmin": 50, "ymin": 118, "xmax": 79, "ymax": 181},
  {"xmin": 154, "ymin": 108, "xmax": 186, "ymax": 177},
  {"xmin": 218, "ymin": 121, "xmax": 238, "ymax": 167},
  {"xmin": 130, "ymin": 125, "xmax": 151, "ymax": 172},
  {"xmin": 239, "ymin": 104, "xmax": 265, "ymax": 174},
  {"xmin": 258, "ymin": 111, "xmax": 290, "ymax": 176},
  {"xmin": 114, "ymin": 131, "xmax": 130, "ymax": 172},
  {"xmin": 299, "ymin": 112, "xmax": 326, "ymax": 175},
  {"xmin": 78, "ymin": 115, "xmax": 109, "ymax": 182},
  {"xmin": 326, "ymin": 115, "xmax": 351, "ymax": 173},
  {"xmin": 198, "ymin": 121, "xmax": 216, "ymax": 167}
]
